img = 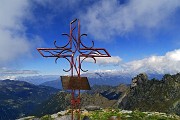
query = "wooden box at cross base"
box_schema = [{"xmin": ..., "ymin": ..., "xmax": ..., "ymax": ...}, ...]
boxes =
[{"xmin": 61, "ymin": 76, "xmax": 91, "ymax": 90}]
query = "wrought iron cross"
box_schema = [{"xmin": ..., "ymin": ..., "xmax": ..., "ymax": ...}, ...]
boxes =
[{"xmin": 37, "ymin": 19, "xmax": 111, "ymax": 120}]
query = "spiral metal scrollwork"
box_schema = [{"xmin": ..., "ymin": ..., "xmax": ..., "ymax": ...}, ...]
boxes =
[{"xmin": 37, "ymin": 19, "xmax": 110, "ymax": 77}]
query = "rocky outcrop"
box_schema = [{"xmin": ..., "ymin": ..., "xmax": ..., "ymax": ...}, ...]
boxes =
[
  {"xmin": 131, "ymin": 73, "xmax": 148, "ymax": 88},
  {"xmin": 119, "ymin": 73, "xmax": 180, "ymax": 115}
]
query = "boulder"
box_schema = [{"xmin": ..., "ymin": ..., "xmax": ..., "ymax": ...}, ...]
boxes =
[
  {"xmin": 131, "ymin": 73, "xmax": 148, "ymax": 88},
  {"xmin": 108, "ymin": 116, "xmax": 121, "ymax": 120},
  {"xmin": 85, "ymin": 105, "xmax": 101, "ymax": 111},
  {"xmin": 83, "ymin": 116, "xmax": 91, "ymax": 120}
]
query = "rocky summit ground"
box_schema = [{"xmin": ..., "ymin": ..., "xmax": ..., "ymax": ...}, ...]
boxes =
[{"xmin": 17, "ymin": 108, "xmax": 180, "ymax": 120}]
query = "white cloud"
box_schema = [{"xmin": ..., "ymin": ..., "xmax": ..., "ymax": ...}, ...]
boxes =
[
  {"xmin": 0, "ymin": 76, "xmax": 17, "ymax": 80},
  {"xmin": 84, "ymin": 56, "xmax": 122, "ymax": 66},
  {"xmin": 0, "ymin": 67, "xmax": 38, "ymax": 80},
  {"xmin": 165, "ymin": 49, "xmax": 180, "ymax": 61},
  {"xmin": 0, "ymin": 0, "xmax": 29, "ymax": 30},
  {"xmin": 0, "ymin": 0, "xmax": 42, "ymax": 66},
  {"xmin": 79, "ymin": 0, "xmax": 180, "ymax": 41},
  {"xmin": 0, "ymin": 67, "xmax": 38, "ymax": 74},
  {"xmin": 121, "ymin": 49, "xmax": 180, "ymax": 74}
]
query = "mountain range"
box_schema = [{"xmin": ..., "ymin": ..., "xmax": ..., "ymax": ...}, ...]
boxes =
[
  {"xmin": 17, "ymin": 75, "xmax": 60, "ymax": 85},
  {"xmin": 0, "ymin": 72, "xmax": 178, "ymax": 120},
  {"xmin": 26, "ymin": 73, "xmax": 179, "ymax": 117},
  {"xmin": 16, "ymin": 71, "xmax": 163, "ymax": 89},
  {"xmin": 0, "ymin": 80, "xmax": 59, "ymax": 120}
]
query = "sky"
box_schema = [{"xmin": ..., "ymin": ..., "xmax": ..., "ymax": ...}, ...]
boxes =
[{"xmin": 0, "ymin": 0, "xmax": 180, "ymax": 79}]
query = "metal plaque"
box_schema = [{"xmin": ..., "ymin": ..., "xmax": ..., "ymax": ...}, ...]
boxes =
[{"xmin": 61, "ymin": 76, "xmax": 91, "ymax": 90}]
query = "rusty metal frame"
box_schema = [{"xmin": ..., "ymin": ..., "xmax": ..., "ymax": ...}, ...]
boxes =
[{"xmin": 37, "ymin": 19, "xmax": 111, "ymax": 120}]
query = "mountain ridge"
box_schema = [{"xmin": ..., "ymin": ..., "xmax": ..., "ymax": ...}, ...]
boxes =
[
  {"xmin": 29, "ymin": 73, "xmax": 180, "ymax": 117},
  {"xmin": 119, "ymin": 73, "xmax": 180, "ymax": 115},
  {"xmin": 0, "ymin": 79, "xmax": 59, "ymax": 120},
  {"xmin": 38, "ymin": 72, "xmax": 163, "ymax": 89},
  {"xmin": 16, "ymin": 72, "xmax": 163, "ymax": 88}
]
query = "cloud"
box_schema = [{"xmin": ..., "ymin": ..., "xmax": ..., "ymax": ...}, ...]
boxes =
[
  {"xmin": 0, "ymin": 67, "xmax": 38, "ymax": 80},
  {"xmin": 0, "ymin": 76, "xmax": 17, "ymax": 80},
  {"xmin": 84, "ymin": 56, "xmax": 122, "ymax": 66},
  {"xmin": 79, "ymin": 0, "xmax": 180, "ymax": 41},
  {"xmin": 0, "ymin": 0, "xmax": 42, "ymax": 66},
  {"xmin": 165, "ymin": 49, "xmax": 180, "ymax": 61},
  {"xmin": 121, "ymin": 49, "xmax": 180, "ymax": 74},
  {"xmin": 0, "ymin": 67, "xmax": 38, "ymax": 74}
]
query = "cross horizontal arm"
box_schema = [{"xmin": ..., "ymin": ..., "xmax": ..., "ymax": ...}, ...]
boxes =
[
  {"xmin": 37, "ymin": 48, "xmax": 72, "ymax": 58},
  {"xmin": 79, "ymin": 48, "xmax": 111, "ymax": 57}
]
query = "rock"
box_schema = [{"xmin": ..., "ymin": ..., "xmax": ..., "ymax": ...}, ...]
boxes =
[
  {"xmin": 16, "ymin": 116, "xmax": 39, "ymax": 120},
  {"xmin": 120, "ymin": 110, "xmax": 132, "ymax": 114},
  {"xmin": 83, "ymin": 116, "xmax": 90, "ymax": 120},
  {"xmin": 131, "ymin": 73, "xmax": 148, "ymax": 88},
  {"xmin": 171, "ymin": 100, "xmax": 180, "ymax": 115},
  {"xmin": 57, "ymin": 115, "xmax": 76, "ymax": 120},
  {"xmin": 85, "ymin": 105, "xmax": 101, "ymax": 111},
  {"xmin": 117, "ymin": 84, "xmax": 128, "ymax": 92},
  {"xmin": 131, "ymin": 80, "xmax": 137, "ymax": 88},
  {"xmin": 108, "ymin": 116, "xmax": 121, "ymax": 120}
]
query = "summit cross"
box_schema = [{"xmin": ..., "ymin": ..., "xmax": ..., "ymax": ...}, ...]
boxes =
[{"xmin": 37, "ymin": 19, "xmax": 111, "ymax": 120}]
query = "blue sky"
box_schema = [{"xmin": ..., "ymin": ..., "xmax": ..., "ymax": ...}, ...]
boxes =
[{"xmin": 0, "ymin": 0, "xmax": 180, "ymax": 79}]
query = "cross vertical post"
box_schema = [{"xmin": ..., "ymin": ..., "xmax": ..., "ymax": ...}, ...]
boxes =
[{"xmin": 37, "ymin": 19, "xmax": 111, "ymax": 120}]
